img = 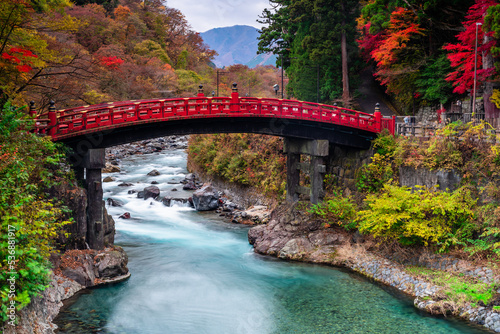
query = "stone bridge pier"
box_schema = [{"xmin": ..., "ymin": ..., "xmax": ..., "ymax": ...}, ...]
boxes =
[
  {"xmin": 73, "ymin": 148, "xmax": 106, "ymax": 250},
  {"xmin": 285, "ymin": 138, "xmax": 328, "ymax": 204}
]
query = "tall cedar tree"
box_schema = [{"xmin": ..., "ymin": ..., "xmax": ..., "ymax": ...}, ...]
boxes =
[{"xmin": 258, "ymin": 0, "xmax": 361, "ymax": 105}]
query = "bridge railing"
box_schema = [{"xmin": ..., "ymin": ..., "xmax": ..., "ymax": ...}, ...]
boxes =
[{"xmin": 35, "ymin": 90, "xmax": 395, "ymax": 140}]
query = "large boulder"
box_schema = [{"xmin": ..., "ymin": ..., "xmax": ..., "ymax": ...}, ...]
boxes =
[
  {"xmin": 192, "ymin": 184, "xmax": 220, "ymax": 211},
  {"xmin": 94, "ymin": 246, "xmax": 129, "ymax": 279},
  {"xmin": 60, "ymin": 251, "xmax": 96, "ymax": 287},
  {"xmin": 142, "ymin": 186, "xmax": 160, "ymax": 200}
]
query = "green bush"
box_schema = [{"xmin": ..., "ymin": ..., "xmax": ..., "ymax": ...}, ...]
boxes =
[
  {"xmin": 357, "ymin": 184, "xmax": 477, "ymax": 250},
  {"xmin": 308, "ymin": 192, "xmax": 357, "ymax": 230},
  {"xmin": 356, "ymin": 153, "xmax": 394, "ymax": 193},
  {"xmin": 0, "ymin": 102, "xmax": 70, "ymax": 324}
]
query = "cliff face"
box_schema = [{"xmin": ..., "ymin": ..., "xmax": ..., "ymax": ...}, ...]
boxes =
[
  {"xmin": 48, "ymin": 178, "xmax": 115, "ymax": 250},
  {"xmin": 1, "ymin": 180, "xmax": 126, "ymax": 334},
  {"xmin": 49, "ymin": 179, "xmax": 88, "ymax": 250}
]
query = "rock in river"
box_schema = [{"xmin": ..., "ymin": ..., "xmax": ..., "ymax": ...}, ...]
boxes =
[
  {"xmin": 142, "ymin": 185, "xmax": 160, "ymax": 200},
  {"xmin": 192, "ymin": 184, "xmax": 220, "ymax": 211},
  {"xmin": 147, "ymin": 169, "xmax": 160, "ymax": 176}
]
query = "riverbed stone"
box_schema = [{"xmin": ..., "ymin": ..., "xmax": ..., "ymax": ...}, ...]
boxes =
[
  {"xmin": 106, "ymin": 198, "xmax": 123, "ymax": 207},
  {"xmin": 142, "ymin": 186, "xmax": 160, "ymax": 200},
  {"xmin": 147, "ymin": 169, "xmax": 160, "ymax": 176},
  {"xmin": 183, "ymin": 181, "xmax": 197, "ymax": 190},
  {"xmin": 119, "ymin": 212, "xmax": 131, "ymax": 219},
  {"xmin": 103, "ymin": 163, "xmax": 120, "ymax": 173},
  {"xmin": 192, "ymin": 184, "xmax": 220, "ymax": 211}
]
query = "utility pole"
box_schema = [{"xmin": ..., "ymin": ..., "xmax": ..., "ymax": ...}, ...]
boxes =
[
  {"xmin": 281, "ymin": 54, "xmax": 284, "ymax": 99},
  {"xmin": 472, "ymin": 22, "xmax": 482, "ymax": 116}
]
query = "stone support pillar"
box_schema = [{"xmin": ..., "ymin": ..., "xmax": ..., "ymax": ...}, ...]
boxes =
[
  {"xmin": 81, "ymin": 148, "xmax": 106, "ymax": 250},
  {"xmin": 286, "ymin": 152, "xmax": 300, "ymax": 202},
  {"xmin": 284, "ymin": 138, "xmax": 328, "ymax": 204}
]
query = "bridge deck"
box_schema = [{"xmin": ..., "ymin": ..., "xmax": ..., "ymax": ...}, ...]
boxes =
[{"xmin": 34, "ymin": 92, "xmax": 395, "ymax": 148}]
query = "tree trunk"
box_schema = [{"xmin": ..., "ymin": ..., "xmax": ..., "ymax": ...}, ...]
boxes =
[{"xmin": 341, "ymin": 2, "xmax": 350, "ymax": 105}]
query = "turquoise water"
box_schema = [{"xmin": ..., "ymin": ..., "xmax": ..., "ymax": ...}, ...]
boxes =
[{"xmin": 54, "ymin": 150, "xmax": 489, "ymax": 333}]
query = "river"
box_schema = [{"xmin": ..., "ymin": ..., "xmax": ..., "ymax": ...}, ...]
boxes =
[{"xmin": 54, "ymin": 148, "xmax": 489, "ymax": 333}]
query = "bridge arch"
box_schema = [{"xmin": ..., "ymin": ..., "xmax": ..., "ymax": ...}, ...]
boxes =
[{"xmin": 33, "ymin": 85, "xmax": 394, "ymax": 249}]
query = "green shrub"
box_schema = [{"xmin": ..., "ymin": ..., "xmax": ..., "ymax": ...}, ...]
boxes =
[
  {"xmin": 357, "ymin": 184, "xmax": 477, "ymax": 250},
  {"xmin": 356, "ymin": 153, "xmax": 394, "ymax": 193},
  {"xmin": 0, "ymin": 102, "xmax": 70, "ymax": 324},
  {"xmin": 373, "ymin": 130, "xmax": 397, "ymax": 157},
  {"xmin": 308, "ymin": 192, "xmax": 357, "ymax": 230}
]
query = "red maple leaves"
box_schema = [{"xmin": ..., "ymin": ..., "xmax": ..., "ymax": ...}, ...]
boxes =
[
  {"xmin": 1, "ymin": 47, "xmax": 38, "ymax": 73},
  {"xmin": 99, "ymin": 56, "xmax": 124, "ymax": 69},
  {"xmin": 444, "ymin": 0, "xmax": 498, "ymax": 94}
]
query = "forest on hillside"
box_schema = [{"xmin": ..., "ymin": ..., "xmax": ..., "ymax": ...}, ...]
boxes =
[
  {"xmin": 259, "ymin": 0, "xmax": 500, "ymax": 116},
  {"xmin": 0, "ymin": 0, "xmax": 282, "ymax": 112},
  {"xmin": 4, "ymin": 0, "xmax": 500, "ymax": 114}
]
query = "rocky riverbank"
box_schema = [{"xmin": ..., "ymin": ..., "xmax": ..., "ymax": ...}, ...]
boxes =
[
  {"xmin": 248, "ymin": 203, "xmax": 500, "ymax": 333},
  {"xmin": 104, "ymin": 135, "xmax": 271, "ymax": 225},
  {"xmin": 1, "ymin": 246, "xmax": 129, "ymax": 334}
]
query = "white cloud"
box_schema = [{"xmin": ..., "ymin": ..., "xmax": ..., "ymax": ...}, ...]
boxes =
[{"xmin": 166, "ymin": 0, "xmax": 269, "ymax": 32}]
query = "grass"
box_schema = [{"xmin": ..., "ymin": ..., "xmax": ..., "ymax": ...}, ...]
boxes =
[{"xmin": 405, "ymin": 266, "xmax": 496, "ymax": 307}]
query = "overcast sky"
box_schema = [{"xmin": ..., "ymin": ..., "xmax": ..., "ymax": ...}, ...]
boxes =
[{"xmin": 166, "ymin": 0, "xmax": 270, "ymax": 32}]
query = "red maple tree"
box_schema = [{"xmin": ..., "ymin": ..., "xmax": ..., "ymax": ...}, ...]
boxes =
[
  {"xmin": 444, "ymin": 0, "xmax": 498, "ymax": 94},
  {"xmin": 1, "ymin": 47, "xmax": 38, "ymax": 73}
]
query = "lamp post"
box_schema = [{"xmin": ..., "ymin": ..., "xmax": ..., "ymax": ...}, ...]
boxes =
[{"xmin": 472, "ymin": 22, "xmax": 482, "ymax": 116}]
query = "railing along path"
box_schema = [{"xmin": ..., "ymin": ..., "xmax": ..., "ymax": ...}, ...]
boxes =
[{"xmin": 33, "ymin": 86, "xmax": 395, "ymax": 141}]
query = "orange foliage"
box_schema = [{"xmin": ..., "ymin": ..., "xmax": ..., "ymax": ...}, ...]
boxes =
[
  {"xmin": 371, "ymin": 8, "xmax": 425, "ymax": 68},
  {"xmin": 114, "ymin": 5, "xmax": 131, "ymax": 21}
]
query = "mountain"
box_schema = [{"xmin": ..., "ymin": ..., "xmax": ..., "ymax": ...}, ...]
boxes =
[
  {"xmin": 200, "ymin": 25, "xmax": 277, "ymax": 68},
  {"xmin": 246, "ymin": 53, "xmax": 278, "ymax": 68}
]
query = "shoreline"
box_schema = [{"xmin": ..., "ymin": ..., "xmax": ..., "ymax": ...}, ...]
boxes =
[
  {"xmin": 191, "ymin": 164, "xmax": 500, "ymax": 332},
  {"xmin": 5, "ymin": 136, "xmax": 498, "ymax": 333},
  {"xmin": 246, "ymin": 203, "xmax": 500, "ymax": 333}
]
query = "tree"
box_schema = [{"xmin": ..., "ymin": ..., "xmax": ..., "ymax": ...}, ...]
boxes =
[
  {"xmin": 358, "ymin": 0, "xmax": 473, "ymax": 111},
  {"xmin": 0, "ymin": 0, "xmax": 79, "ymax": 104},
  {"xmin": 257, "ymin": 0, "xmax": 361, "ymax": 105},
  {"xmin": 446, "ymin": 0, "xmax": 500, "ymax": 124},
  {"xmin": 445, "ymin": 0, "xmax": 497, "ymax": 95}
]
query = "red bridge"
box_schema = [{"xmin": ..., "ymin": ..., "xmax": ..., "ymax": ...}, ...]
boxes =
[
  {"xmin": 32, "ymin": 85, "xmax": 396, "ymax": 249},
  {"xmin": 34, "ymin": 85, "xmax": 395, "ymax": 150}
]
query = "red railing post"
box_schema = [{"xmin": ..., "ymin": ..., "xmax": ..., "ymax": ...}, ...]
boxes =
[
  {"xmin": 374, "ymin": 103, "xmax": 382, "ymax": 132},
  {"xmin": 48, "ymin": 100, "xmax": 57, "ymax": 136},
  {"xmin": 197, "ymin": 84, "xmax": 205, "ymax": 97},
  {"xmin": 231, "ymin": 83, "xmax": 239, "ymax": 112},
  {"xmin": 29, "ymin": 101, "xmax": 36, "ymax": 118},
  {"xmin": 391, "ymin": 115, "xmax": 396, "ymax": 135}
]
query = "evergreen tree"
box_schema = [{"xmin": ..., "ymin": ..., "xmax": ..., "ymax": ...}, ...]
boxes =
[{"xmin": 258, "ymin": 0, "xmax": 361, "ymax": 105}]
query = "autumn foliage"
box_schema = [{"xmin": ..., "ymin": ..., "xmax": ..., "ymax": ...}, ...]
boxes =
[{"xmin": 444, "ymin": 0, "xmax": 498, "ymax": 94}]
